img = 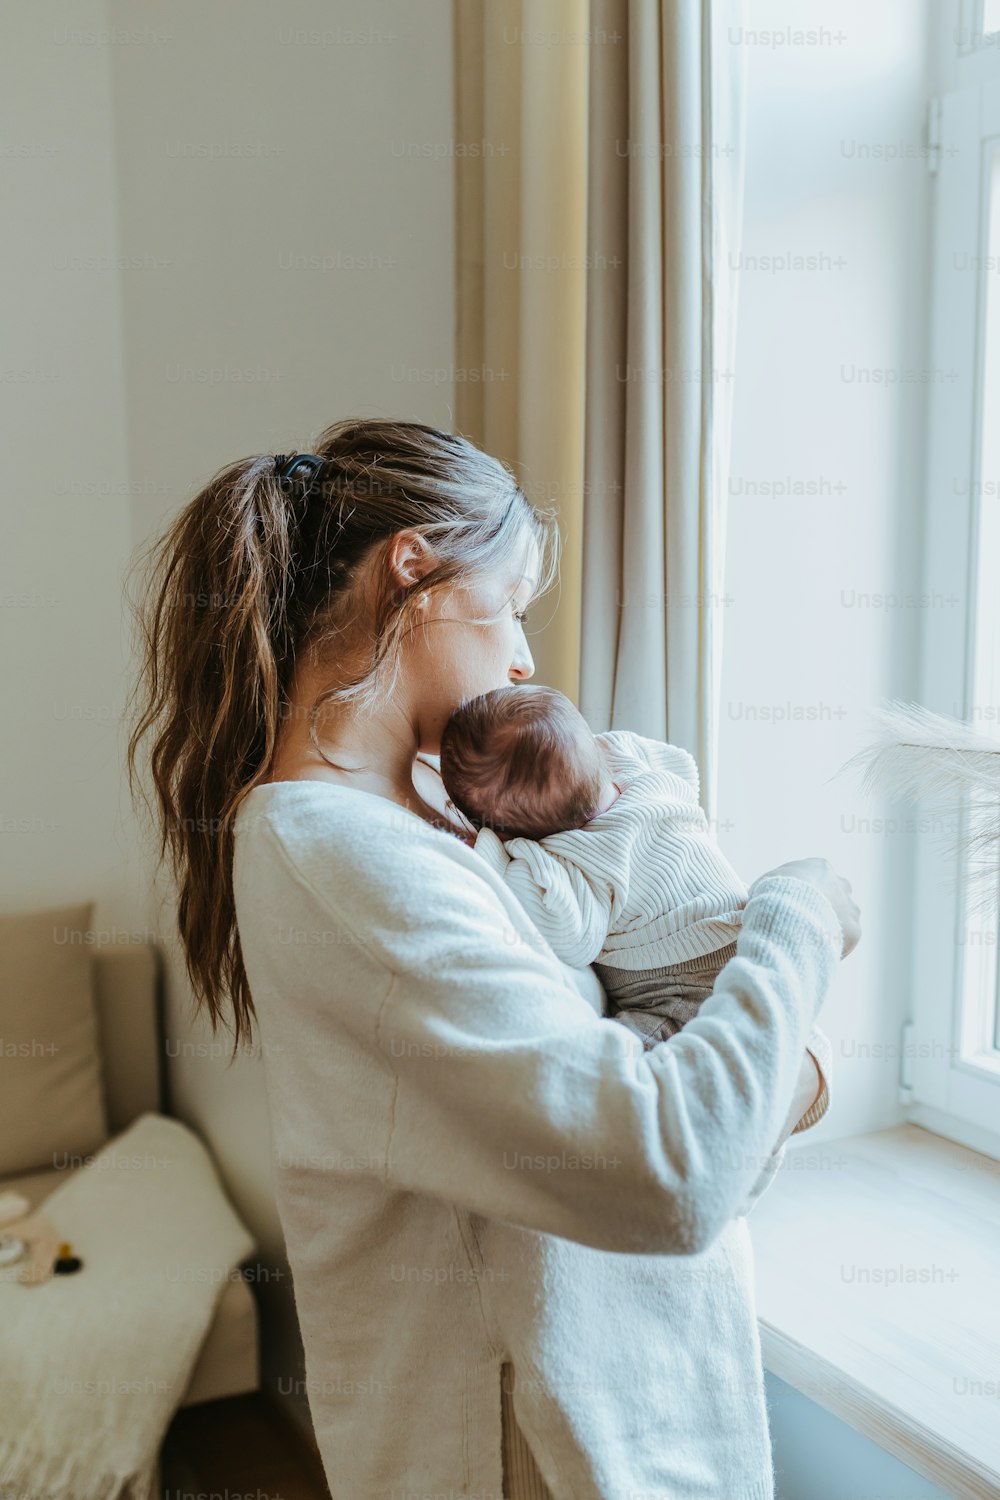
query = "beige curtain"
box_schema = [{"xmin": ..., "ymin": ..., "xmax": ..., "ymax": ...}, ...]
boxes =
[
  {"xmin": 454, "ymin": 0, "xmax": 746, "ymax": 826},
  {"xmin": 454, "ymin": 0, "xmax": 590, "ymax": 699}
]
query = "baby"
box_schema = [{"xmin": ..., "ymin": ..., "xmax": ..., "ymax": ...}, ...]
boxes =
[{"xmin": 439, "ymin": 683, "xmax": 829, "ymax": 1137}]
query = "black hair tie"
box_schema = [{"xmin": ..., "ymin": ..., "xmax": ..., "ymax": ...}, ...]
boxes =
[{"xmin": 272, "ymin": 452, "xmax": 325, "ymax": 509}]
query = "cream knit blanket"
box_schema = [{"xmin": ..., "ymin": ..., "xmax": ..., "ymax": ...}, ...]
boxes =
[{"xmin": 0, "ymin": 1111, "xmax": 255, "ymax": 1500}]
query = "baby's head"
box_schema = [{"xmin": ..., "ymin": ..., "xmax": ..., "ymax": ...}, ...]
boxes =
[{"xmin": 439, "ymin": 684, "xmax": 611, "ymax": 840}]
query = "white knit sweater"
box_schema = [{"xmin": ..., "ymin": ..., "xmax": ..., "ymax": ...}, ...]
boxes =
[
  {"xmin": 474, "ymin": 728, "xmax": 832, "ymax": 1134},
  {"xmin": 232, "ymin": 779, "xmax": 843, "ymax": 1500},
  {"xmin": 473, "ymin": 729, "xmax": 748, "ymax": 971}
]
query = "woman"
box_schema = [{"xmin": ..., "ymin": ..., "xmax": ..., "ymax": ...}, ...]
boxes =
[{"xmin": 128, "ymin": 418, "xmax": 860, "ymax": 1500}]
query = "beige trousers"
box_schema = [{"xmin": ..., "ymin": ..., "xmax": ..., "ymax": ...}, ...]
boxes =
[{"xmin": 501, "ymin": 1360, "xmax": 556, "ymax": 1499}]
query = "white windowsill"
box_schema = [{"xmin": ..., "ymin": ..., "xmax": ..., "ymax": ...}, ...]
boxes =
[{"xmin": 750, "ymin": 1123, "xmax": 1000, "ymax": 1500}]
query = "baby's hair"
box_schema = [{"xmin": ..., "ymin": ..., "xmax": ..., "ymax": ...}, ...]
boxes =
[{"xmin": 440, "ymin": 684, "xmax": 606, "ymax": 840}]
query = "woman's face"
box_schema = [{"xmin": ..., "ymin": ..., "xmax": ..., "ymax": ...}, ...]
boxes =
[{"xmin": 410, "ymin": 528, "xmax": 540, "ymax": 755}]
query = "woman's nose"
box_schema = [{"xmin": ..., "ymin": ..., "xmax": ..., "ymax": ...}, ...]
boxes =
[{"xmin": 509, "ymin": 646, "xmax": 535, "ymax": 682}]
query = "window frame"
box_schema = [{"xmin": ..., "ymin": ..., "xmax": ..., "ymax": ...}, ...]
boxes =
[
  {"xmin": 955, "ymin": 0, "xmax": 1000, "ymax": 77},
  {"xmin": 911, "ymin": 74, "xmax": 1000, "ymax": 1158}
]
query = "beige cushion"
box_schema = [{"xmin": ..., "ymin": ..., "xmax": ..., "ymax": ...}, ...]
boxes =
[{"xmin": 0, "ymin": 900, "xmax": 108, "ymax": 1175}]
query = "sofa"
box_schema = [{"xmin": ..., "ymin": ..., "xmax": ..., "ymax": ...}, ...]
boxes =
[{"xmin": 0, "ymin": 939, "xmax": 259, "ymax": 1407}]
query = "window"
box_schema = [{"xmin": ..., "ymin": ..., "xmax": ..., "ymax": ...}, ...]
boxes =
[
  {"xmin": 914, "ymin": 74, "xmax": 1000, "ymax": 1156},
  {"xmin": 957, "ymin": 0, "xmax": 1000, "ymax": 53}
]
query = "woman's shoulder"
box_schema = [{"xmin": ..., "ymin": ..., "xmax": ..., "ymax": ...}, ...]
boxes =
[
  {"xmin": 237, "ymin": 777, "xmax": 443, "ymax": 831},
  {"xmin": 232, "ymin": 778, "xmax": 609, "ymax": 1001},
  {"xmin": 234, "ymin": 780, "xmax": 507, "ymax": 928},
  {"xmin": 236, "ymin": 780, "xmax": 474, "ymax": 870}
]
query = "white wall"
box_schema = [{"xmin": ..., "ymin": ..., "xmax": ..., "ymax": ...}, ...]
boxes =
[
  {"xmin": 766, "ymin": 1373, "xmax": 951, "ymax": 1500},
  {"xmin": 718, "ymin": 2, "xmax": 953, "ymax": 1495},
  {"xmin": 1, "ymin": 3, "xmax": 143, "ymax": 929}
]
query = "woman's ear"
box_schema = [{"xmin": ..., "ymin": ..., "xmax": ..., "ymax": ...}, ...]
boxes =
[{"xmin": 386, "ymin": 528, "xmax": 436, "ymax": 592}]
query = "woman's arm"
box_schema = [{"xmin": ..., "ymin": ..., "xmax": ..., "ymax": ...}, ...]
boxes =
[
  {"xmin": 304, "ymin": 823, "xmax": 845, "ymax": 1258},
  {"xmin": 732, "ymin": 1020, "xmax": 831, "ymax": 1218}
]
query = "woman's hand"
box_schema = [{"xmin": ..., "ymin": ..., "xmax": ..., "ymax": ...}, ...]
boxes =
[{"xmin": 758, "ymin": 857, "xmax": 861, "ymax": 959}]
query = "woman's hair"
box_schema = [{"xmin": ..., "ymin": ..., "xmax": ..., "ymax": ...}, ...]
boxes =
[
  {"xmin": 125, "ymin": 418, "xmax": 558, "ymax": 1056},
  {"xmin": 439, "ymin": 684, "xmax": 605, "ymax": 840}
]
